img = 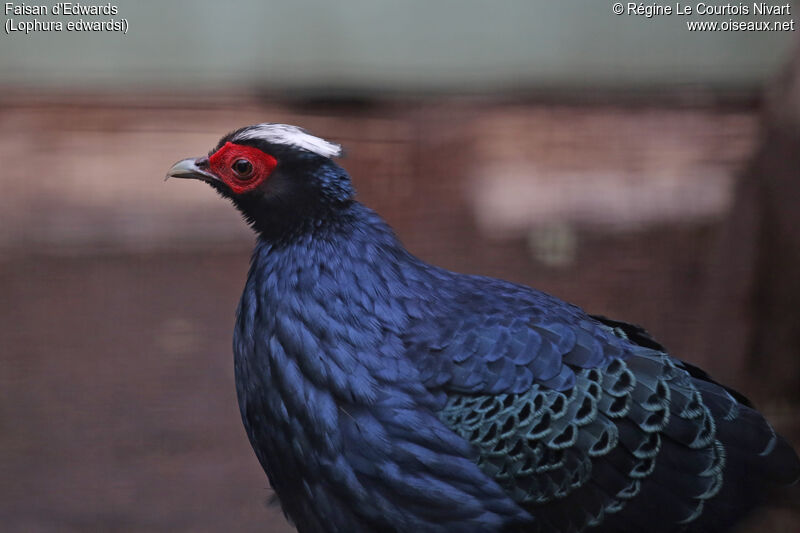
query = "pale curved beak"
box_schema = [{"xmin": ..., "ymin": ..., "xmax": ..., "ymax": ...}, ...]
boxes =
[{"xmin": 165, "ymin": 157, "xmax": 218, "ymax": 183}]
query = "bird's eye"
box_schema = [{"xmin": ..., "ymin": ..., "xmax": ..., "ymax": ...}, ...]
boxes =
[{"xmin": 232, "ymin": 159, "xmax": 253, "ymax": 178}]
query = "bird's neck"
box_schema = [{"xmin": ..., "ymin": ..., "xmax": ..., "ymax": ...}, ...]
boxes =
[
  {"xmin": 234, "ymin": 195, "xmax": 348, "ymax": 243},
  {"xmin": 248, "ymin": 202, "xmax": 431, "ymax": 310},
  {"xmin": 252, "ymin": 201, "xmax": 407, "ymax": 264}
]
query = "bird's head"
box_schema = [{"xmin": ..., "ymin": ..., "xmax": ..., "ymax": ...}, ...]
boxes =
[{"xmin": 166, "ymin": 123, "xmax": 353, "ymax": 238}]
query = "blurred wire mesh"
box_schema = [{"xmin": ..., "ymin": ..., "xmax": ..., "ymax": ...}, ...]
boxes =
[{"xmin": 1, "ymin": 1, "xmax": 798, "ymax": 531}]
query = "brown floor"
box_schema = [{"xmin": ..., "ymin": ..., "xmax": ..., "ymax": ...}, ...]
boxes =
[{"xmin": 0, "ymin": 249, "xmax": 293, "ymax": 532}]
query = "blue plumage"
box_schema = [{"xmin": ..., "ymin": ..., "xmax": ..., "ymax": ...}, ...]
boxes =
[{"xmin": 167, "ymin": 123, "xmax": 800, "ymax": 533}]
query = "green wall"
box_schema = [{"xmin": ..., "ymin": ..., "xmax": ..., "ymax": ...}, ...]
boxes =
[{"xmin": 1, "ymin": 0, "xmax": 796, "ymax": 92}]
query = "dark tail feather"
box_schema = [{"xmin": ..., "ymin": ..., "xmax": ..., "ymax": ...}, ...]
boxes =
[{"xmin": 683, "ymin": 379, "xmax": 800, "ymax": 531}]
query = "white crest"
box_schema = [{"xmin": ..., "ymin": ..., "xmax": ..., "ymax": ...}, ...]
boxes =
[{"xmin": 231, "ymin": 123, "xmax": 343, "ymax": 158}]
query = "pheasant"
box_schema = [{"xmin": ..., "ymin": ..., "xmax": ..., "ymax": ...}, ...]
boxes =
[{"xmin": 167, "ymin": 123, "xmax": 799, "ymax": 532}]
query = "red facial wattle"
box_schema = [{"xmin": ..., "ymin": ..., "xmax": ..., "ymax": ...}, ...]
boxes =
[{"xmin": 208, "ymin": 142, "xmax": 278, "ymax": 194}]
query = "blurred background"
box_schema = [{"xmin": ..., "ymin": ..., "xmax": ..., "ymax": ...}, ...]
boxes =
[{"xmin": 1, "ymin": 1, "xmax": 799, "ymax": 531}]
